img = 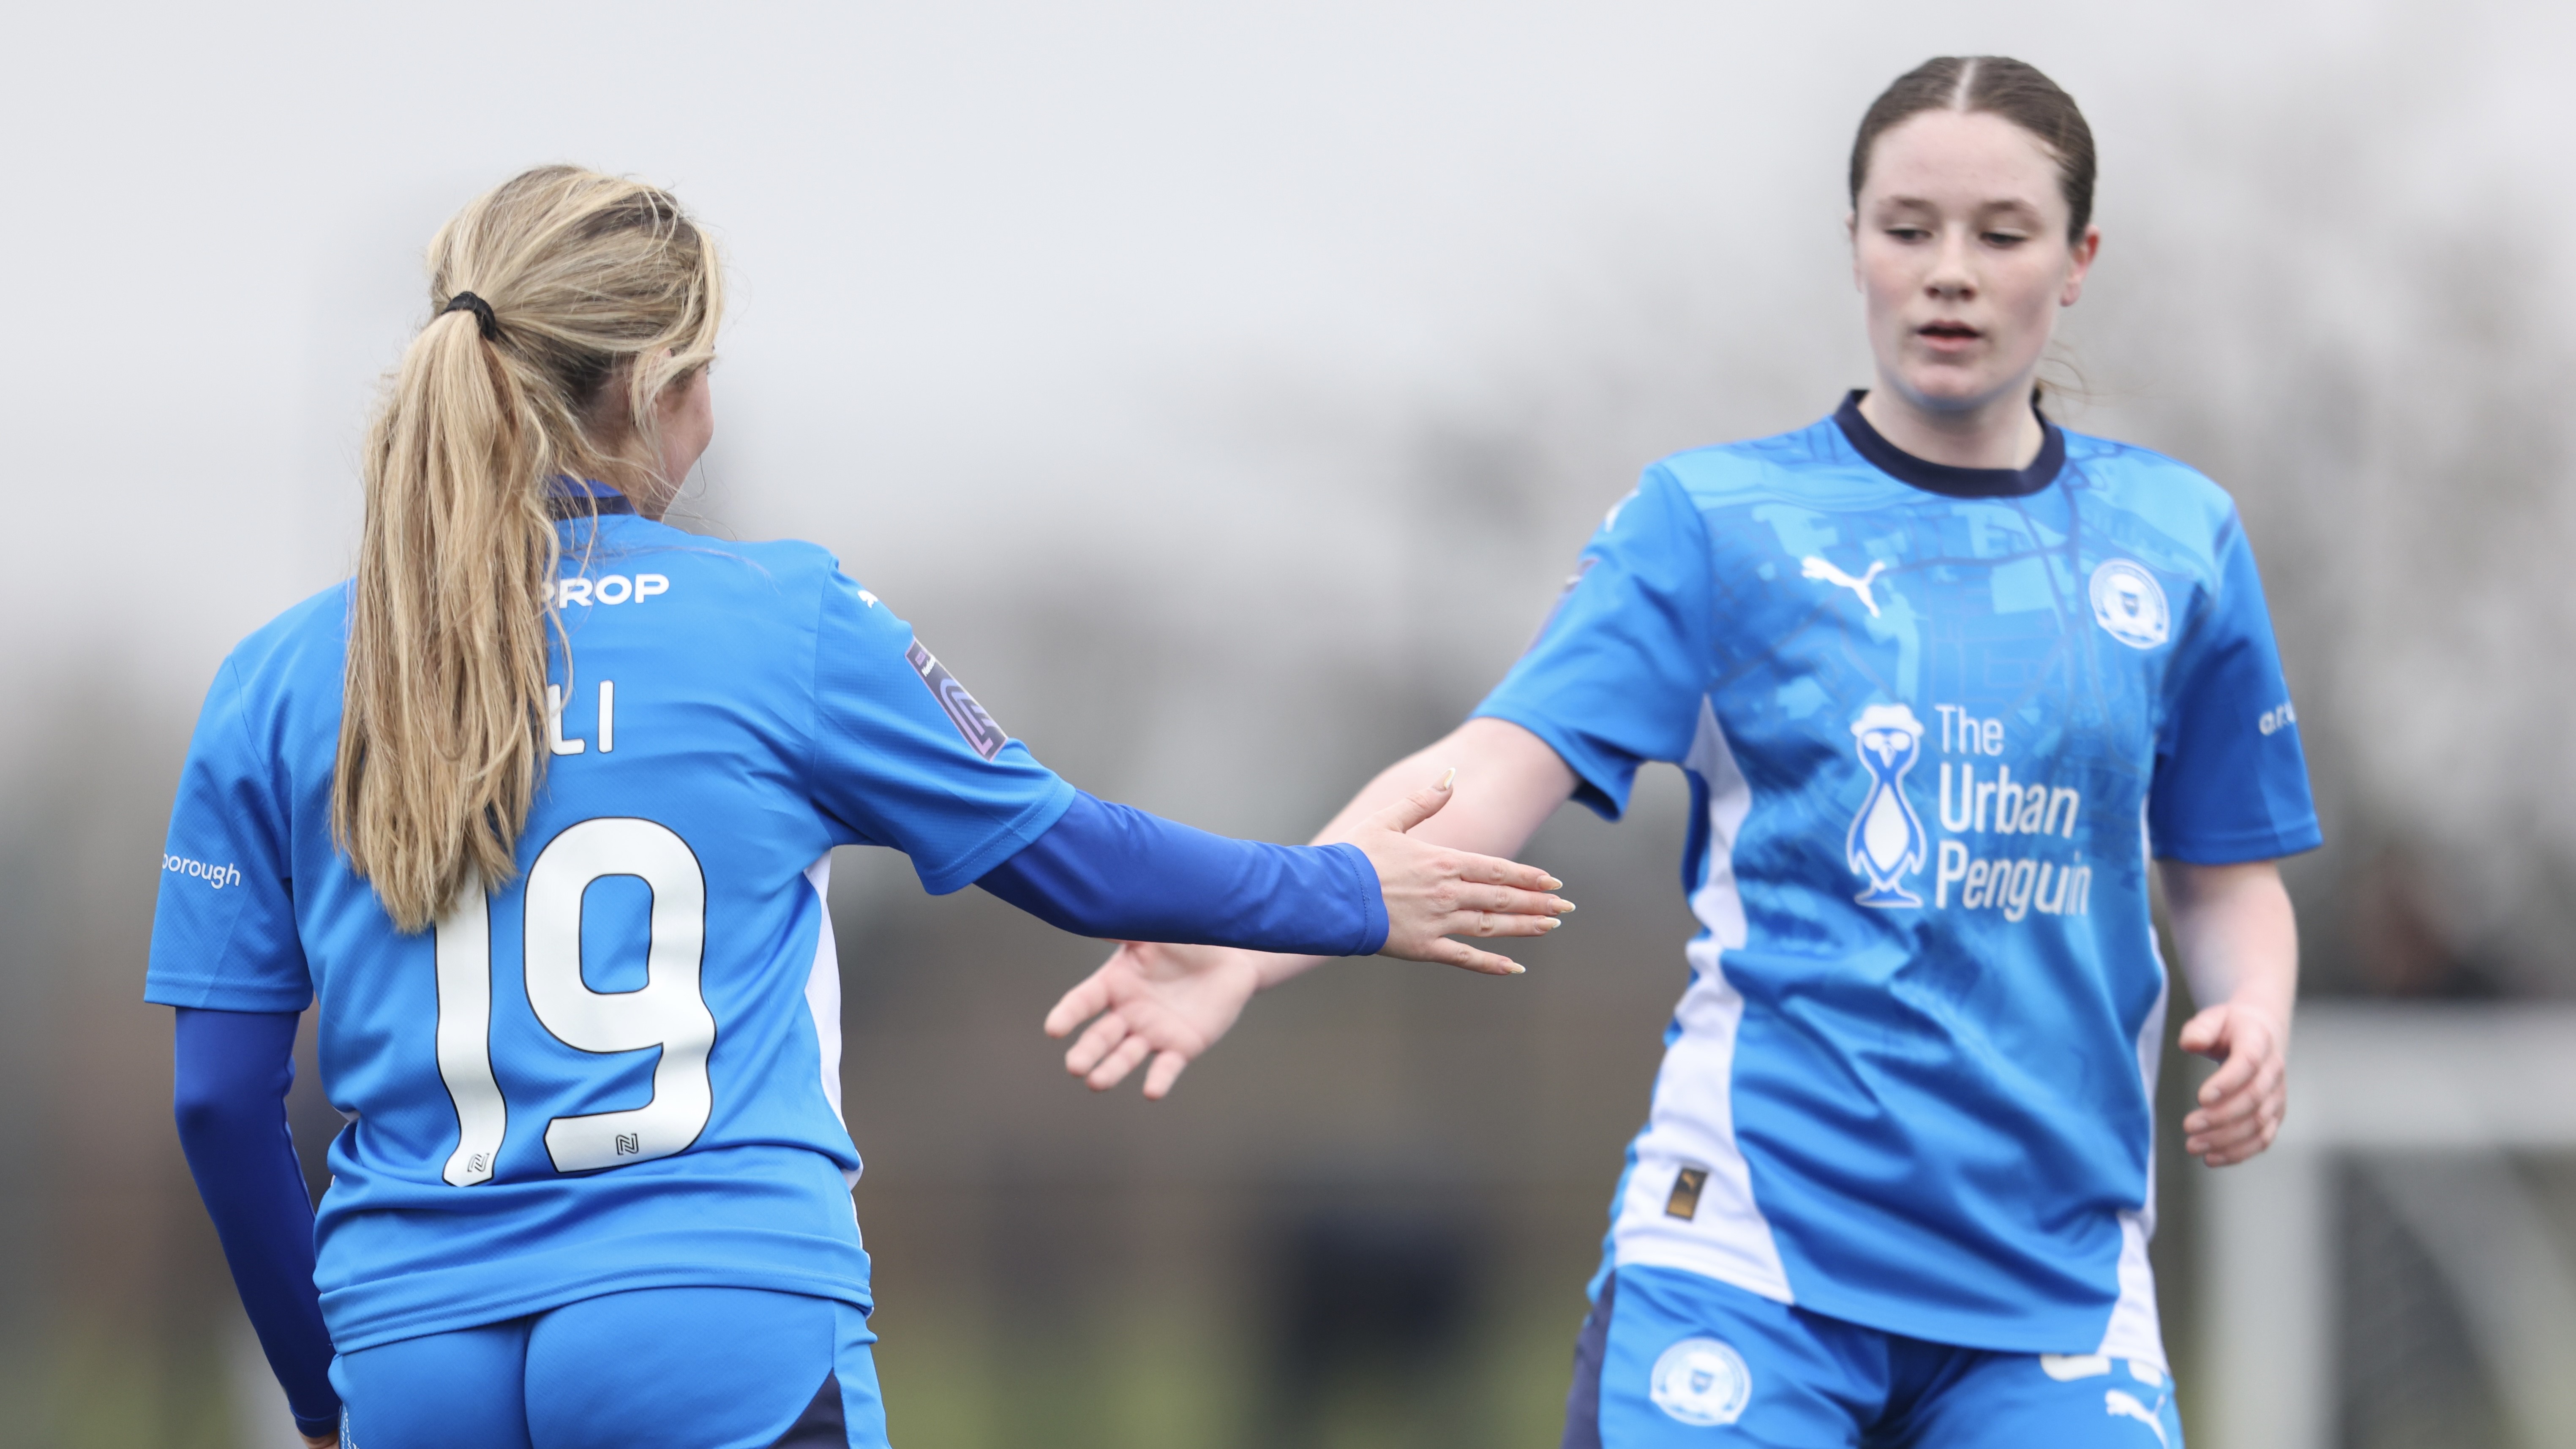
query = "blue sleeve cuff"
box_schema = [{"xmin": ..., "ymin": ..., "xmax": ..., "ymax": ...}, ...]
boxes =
[
  {"xmin": 1321, "ymin": 842, "xmax": 1390, "ymax": 955},
  {"xmin": 977, "ymin": 792, "xmax": 1387, "ymax": 955}
]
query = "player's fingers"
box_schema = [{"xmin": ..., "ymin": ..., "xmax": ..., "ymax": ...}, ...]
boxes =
[
  {"xmin": 2175, "ymin": 1005, "xmax": 2227, "ymax": 1058},
  {"xmin": 2184, "ymin": 1106, "xmax": 2267, "ymax": 1153},
  {"xmin": 1366, "ymin": 768, "xmax": 1457, "ymax": 836},
  {"xmin": 1142, "ymin": 1050, "xmax": 1191, "ymax": 1100},
  {"xmin": 2201, "ymin": 1073, "xmax": 2267, "ymax": 1118},
  {"xmin": 2195, "ymin": 1044, "xmax": 2258, "ymax": 1105},
  {"xmin": 1086, "ymin": 1033, "xmax": 1154, "ymax": 1092},
  {"xmin": 1441, "ymin": 882, "xmax": 1576, "ymax": 918},
  {"xmin": 2183, "ymin": 1075, "xmax": 2268, "ymax": 1134},
  {"xmin": 1436, "ymin": 907, "xmax": 1563, "ymax": 940},
  {"xmin": 2195, "ymin": 1085, "xmax": 2286, "ymax": 1141},
  {"xmin": 1044, "ymin": 972, "xmax": 1113, "ymax": 1038},
  {"xmin": 1413, "ymin": 936, "xmax": 1526, "ymax": 976},
  {"xmin": 1063, "ymin": 1011, "xmax": 1131, "ymax": 1077},
  {"xmin": 1450, "ymin": 850, "xmax": 1565, "ymax": 893},
  {"xmin": 2192, "ymin": 1115, "xmax": 2276, "ymax": 1163}
]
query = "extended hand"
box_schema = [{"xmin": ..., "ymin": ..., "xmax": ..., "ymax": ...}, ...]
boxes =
[
  {"xmin": 1044, "ymin": 941, "xmax": 1261, "ymax": 1098},
  {"xmin": 1329, "ymin": 769, "xmax": 1572, "ymax": 975},
  {"xmin": 2178, "ymin": 1002, "xmax": 2287, "ymax": 1166}
]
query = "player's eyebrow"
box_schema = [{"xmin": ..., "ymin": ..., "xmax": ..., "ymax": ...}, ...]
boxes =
[{"xmin": 1871, "ymin": 193, "xmax": 2047, "ymax": 216}]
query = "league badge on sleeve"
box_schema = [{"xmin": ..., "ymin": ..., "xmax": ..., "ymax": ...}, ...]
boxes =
[
  {"xmin": 905, "ymin": 639, "xmax": 1009, "ymax": 760},
  {"xmin": 2088, "ymin": 560, "xmax": 2170, "ymax": 649}
]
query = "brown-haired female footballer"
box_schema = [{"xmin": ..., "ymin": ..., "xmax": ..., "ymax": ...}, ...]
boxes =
[
  {"xmin": 1049, "ymin": 57, "xmax": 2312, "ymax": 1447},
  {"xmin": 148, "ymin": 165, "xmax": 1572, "ymax": 1449}
]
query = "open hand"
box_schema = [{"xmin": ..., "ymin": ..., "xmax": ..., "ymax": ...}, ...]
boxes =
[
  {"xmin": 1044, "ymin": 941, "xmax": 1260, "ymax": 1098},
  {"xmin": 2178, "ymin": 1002, "xmax": 2287, "ymax": 1166},
  {"xmin": 1329, "ymin": 769, "xmax": 1572, "ymax": 975}
]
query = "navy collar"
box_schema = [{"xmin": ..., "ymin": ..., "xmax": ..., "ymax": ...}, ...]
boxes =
[
  {"xmin": 1832, "ymin": 391, "xmax": 2064, "ymax": 499},
  {"xmin": 545, "ymin": 477, "xmax": 635, "ymax": 519}
]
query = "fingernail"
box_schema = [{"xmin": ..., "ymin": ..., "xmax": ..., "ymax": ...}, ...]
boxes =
[
  {"xmin": 1542, "ymin": 918, "xmax": 1561, "ymax": 930},
  {"xmin": 1507, "ymin": 963, "xmax": 1526, "ymax": 975},
  {"xmin": 1557, "ymin": 899, "xmax": 1576, "ymax": 912},
  {"xmin": 1539, "ymin": 874, "xmax": 1563, "ymax": 890},
  {"xmin": 1438, "ymin": 767, "xmax": 1457, "ymax": 791}
]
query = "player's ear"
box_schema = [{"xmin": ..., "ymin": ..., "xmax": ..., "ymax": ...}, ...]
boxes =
[{"xmin": 2061, "ymin": 225, "xmax": 2101, "ymax": 307}]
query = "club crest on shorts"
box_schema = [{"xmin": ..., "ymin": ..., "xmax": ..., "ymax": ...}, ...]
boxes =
[
  {"xmin": 2089, "ymin": 560, "xmax": 2170, "ymax": 649},
  {"xmin": 1845, "ymin": 703, "xmax": 1927, "ymax": 908},
  {"xmin": 1649, "ymin": 1336, "xmax": 1753, "ymax": 1426}
]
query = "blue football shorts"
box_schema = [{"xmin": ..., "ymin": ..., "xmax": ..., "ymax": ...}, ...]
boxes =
[
  {"xmin": 330, "ymin": 1286, "xmax": 887, "ymax": 1449},
  {"xmin": 1562, "ymin": 1266, "xmax": 2184, "ymax": 1449}
]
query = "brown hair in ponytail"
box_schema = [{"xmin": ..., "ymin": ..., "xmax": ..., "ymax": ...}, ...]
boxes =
[{"xmin": 335, "ymin": 166, "xmax": 722, "ymax": 931}]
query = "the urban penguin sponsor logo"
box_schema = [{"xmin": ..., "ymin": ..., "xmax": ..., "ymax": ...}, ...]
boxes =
[
  {"xmin": 1649, "ymin": 1336, "xmax": 1753, "ymax": 1426},
  {"xmin": 2089, "ymin": 560, "xmax": 2170, "ymax": 649},
  {"xmin": 1845, "ymin": 703, "xmax": 1928, "ymax": 908},
  {"xmin": 163, "ymin": 853, "xmax": 242, "ymax": 891}
]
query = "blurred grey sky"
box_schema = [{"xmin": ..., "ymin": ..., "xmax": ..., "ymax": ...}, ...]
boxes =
[
  {"xmin": 8, "ymin": 0, "xmax": 2576, "ymax": 968},
  {"xmin": 6, "ymin": 0, "xmax": 2565, "ymax": 703},
  {"xmin": 9, "ymin": 8, "xmax": 2576, "ymax": 1443}
]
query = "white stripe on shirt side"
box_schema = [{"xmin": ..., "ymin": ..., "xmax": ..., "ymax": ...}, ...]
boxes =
[
  {"xmin": 2097, "ymin": 798, "xmax": 2170, "ymax": 1369},
  {"xmin": 1611, "ymin": 699, "xmax": 1794, "ymax": 1302},
  {"xmin": 803, "ymin": 855, "xmax": 862, "ymax": 1193}
]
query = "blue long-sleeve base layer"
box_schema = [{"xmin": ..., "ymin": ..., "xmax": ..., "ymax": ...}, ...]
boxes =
[{"xmin": 174, "ymin": 789, "xmax": 1385, "ymax": 1431}]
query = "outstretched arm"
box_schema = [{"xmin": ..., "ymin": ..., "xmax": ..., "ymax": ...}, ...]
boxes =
[
  {"xmin": 2161, "ymin": 858, "xmax": 2299, "ymax": 1167},
  {"xmin": 979, "ymin": 767, "xmax": 1573, "ymax": 968},
  {"xmin": 1045, "ymin": 717, "xmax": 1578, "ymax": 1096}
]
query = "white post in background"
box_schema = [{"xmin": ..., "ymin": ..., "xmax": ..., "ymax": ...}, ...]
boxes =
[{"xmin": 2197, "ymin": 1004, "xmax": 2576, "ymax": 1449}]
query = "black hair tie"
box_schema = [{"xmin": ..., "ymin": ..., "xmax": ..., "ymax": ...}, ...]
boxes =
[{"xmin": 440, "ymin": 291, "xmax": 501, "ymax": 342}]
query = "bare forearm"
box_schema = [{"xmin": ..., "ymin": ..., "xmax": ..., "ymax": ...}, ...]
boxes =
[
  {"xmin": 2162, "ymin": 859, "xmax": 2298, "ymax": 1027},
  {"xmin": 1253, "ymin": 718, "xmax": 1577, "ymax": 988}
]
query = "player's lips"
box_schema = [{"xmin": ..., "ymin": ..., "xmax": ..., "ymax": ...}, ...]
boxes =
[{"xmin": 1913, "ymin": 321, "xmax": 1984, "ymax": 355}]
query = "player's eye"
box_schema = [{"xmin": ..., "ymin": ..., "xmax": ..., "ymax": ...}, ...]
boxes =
[
  {"xmin": 1884, "ymin": 226, "xmax": 1930, "ymax": 243},
  {"xmin": 1982, "ymin": 231, "xmax": 2028, "ymax": 248}
]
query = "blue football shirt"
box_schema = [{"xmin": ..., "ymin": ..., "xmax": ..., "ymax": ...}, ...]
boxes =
[
  {"xmin": 146, "ymin": 508, "xmax": 1074, "ymax": 1352},
  {"xmin": 1476, "ymin": 395, "xmax": 2320, "ymax": 1365}
]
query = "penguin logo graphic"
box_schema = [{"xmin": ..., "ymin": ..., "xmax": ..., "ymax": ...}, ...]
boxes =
[{"xmin": 1845, "ymin": 703, "xmax": 1928, "ymax": 908}]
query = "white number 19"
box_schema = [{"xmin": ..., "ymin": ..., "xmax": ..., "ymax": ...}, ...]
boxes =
[{"xmin": 432, "ymin": 817, "xmax": 716, "ymax": 1186}]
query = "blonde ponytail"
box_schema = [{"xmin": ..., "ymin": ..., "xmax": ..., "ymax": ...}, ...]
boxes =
[{"xmin": 335, "ymin": 167, "xmax": 722, "ymax": 931}]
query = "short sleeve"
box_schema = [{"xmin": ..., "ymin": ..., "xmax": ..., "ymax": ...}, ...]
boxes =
[
  {"xmin": 807, "ymin": 570, "xmax": 1077, "ymax": 894},
  {"xmin": 1471, "ymin": 466, "xmax": 1721, "ymax": 819},
  {"xmin": 146, "ymin": 659, "xmax": 312, "ymax": 1011},
  {"xmin": 2146, "ymin": 512, "xmax": 2323, "ymax": 863}
]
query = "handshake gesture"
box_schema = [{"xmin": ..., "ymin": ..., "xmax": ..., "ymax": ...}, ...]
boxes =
[{"xmin": 1044, "ymin": 769, "xmax": 1571, "ymax": 1099}]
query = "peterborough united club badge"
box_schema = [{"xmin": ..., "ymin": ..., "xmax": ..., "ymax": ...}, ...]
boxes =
[
  {"xmin": 2088, "ymin": 559, "xmax": 2170, "ymax": 649},
  {"xmin": 1649, "ymin": 1336, "xmax": 1753, "ymax": 1426}
]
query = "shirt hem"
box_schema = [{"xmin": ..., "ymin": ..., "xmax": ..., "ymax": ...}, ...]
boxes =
[
  {"xmin": 2151, "ymin": 818, "xmax": 2323, "ymax": 866},
  {"xmin": 916, "ymin": 776, "xmax": 1079, "ymax": 896},
  {"xmin": 1467, "ymin": 705, "xmax": 1629, "ymax": 821},
  {"xmin": 322, "ymin": 1252, "xmax": 874, "ymax": 1353},
  {"xmin": 144, "ymin": 978, "xmax": 313, "ymax": 1013}
]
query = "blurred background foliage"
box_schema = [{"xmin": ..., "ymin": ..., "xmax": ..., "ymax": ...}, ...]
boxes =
[{"xmin": 5, "ymin": 2, "xmax": 2574, "ymax": 1446}]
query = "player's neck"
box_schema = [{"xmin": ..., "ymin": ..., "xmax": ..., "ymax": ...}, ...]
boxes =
[{"xmin": 1856, "ymin": 381, "xmax": 2044, "ymax": 472}]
